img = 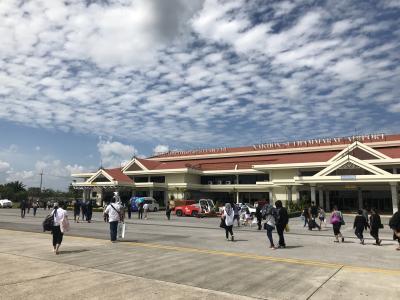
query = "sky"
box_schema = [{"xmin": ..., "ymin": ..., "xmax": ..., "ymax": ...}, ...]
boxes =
[{"xmin": 0, "ymin": 0, "xmax": 400, "ymax": 190}]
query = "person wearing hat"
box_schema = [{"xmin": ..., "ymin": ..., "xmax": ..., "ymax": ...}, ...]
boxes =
[{"xmin": 51, "ymin": 202, "xmax": 68, "ymax": 255}]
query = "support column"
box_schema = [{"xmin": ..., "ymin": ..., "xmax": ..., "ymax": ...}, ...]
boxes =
[
  {"xmin": 287, "ymin": 186, "xmax": 293, "ymax": 203},
  {"xmin": 318, "ymin": 189, "xmax": 324, "ymax": 207},
  {"xmin": 164, "ymin": 190, "xmax": 169, "ymax": 207},
  {"xmin": 149, "ymin": 189, "xmax": 154, "ymax": 198},
  {"xmin": 235, "ymin": 190, "xmax": 239, "ymax": 204},
  {"xmin": 390, "ymin": 183, "xmax": 398, "ymax": 213},
  {"xmin": 310, "ymin": 185, "xmax": 316, "ymax": 204},
  {"xmin": 325, "ymin": 190, "xmax": 330, "ymax": 212},
  {"xmin": 358, "ymin": 188, "xmax": 363, "ymax": 209},
  {"xmin": 269, "ymin": 189, "xmax": 273, "ymax": 203}
]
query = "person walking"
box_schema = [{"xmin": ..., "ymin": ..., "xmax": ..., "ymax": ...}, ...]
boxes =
[
  {"xmin": 330, "ymin": 206, "xmax": 344, "ymax": 243},
  {"xmin": 302, "ymin": 206, "xmax": 309, "ymax": 227},
  {"xmin": 143, "ymin": 202, "xmax": 149, "ymax": 219},
  {"xmin": 255, "ymin": 206, "xmax": 262, "ymax": 230},
  {"xmin": 138, "ymin": 202, "xmax": 144, "ymax": 219},
  {"xmin": 262, "ymin": 199, "xmax": 277, "ymax": 249},
  {"xmin": 389, "ymin": 210, "xmax": 400, "ymax": 251},
  {"xmin": 73, "ymin": 200, "xmax": 80, "ymax": 223},
  {"xmin": 104, "ymin": 198, "xmax": 122, "ymax": 242},
  {"xmin": 369, "ymin": 208, "xmax": 383, "ymax": 246},
  {"xmin": 127, "ymin": 199, "xmax": 132, "ymax": 219},
  {"xmin": 86, "ymin": 200, "xmax": 93, "ymax": 223},
  {"xmin": 318, "ymin": 207, "xmax": 326, "ymax": 228},
  {"xmin": 233, "ymin": 203, "xmax": 240, "ymax": 227},
  {"xmin": 32, "ymin": 201, "xmax": 38, "ymax": 217},
  {"xmin": 20, "ymin": 200, "xmax": 26, "ymax": 218},
  {"xmin": 353, "ymin": 209, "xmax": 369, "ymax": 244},
  {"xmin": 51, "ymin": 202, "xmax": 68, "ymax": 255},
  {"xmin": 308, "ymin": 203, "xmax": 321, "ymax": 231},
  {"xmin": 275, "ymin": 200, "xmax": 289, "ymax": 248},
  {"xmin": 81, "ymin": 201, "xmax": 87, "ymax": 222},
  {"xmin": 222, "ymin": 203, "xmax": 235, "ymax": 241},
  {"xmin": 27, "ymin": 200, "xmax": 31, "ymax": 214},
  {"xmin": 166, "ymin": 205, "xmax": 172, "ymax": 220}
]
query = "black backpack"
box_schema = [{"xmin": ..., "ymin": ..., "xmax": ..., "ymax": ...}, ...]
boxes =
[{"xmin": 43, "ymin": 214, "xmax": 54, "ymax": 232}]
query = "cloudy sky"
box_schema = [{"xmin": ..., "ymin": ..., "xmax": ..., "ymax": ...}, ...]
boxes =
[{"xmin": 0, "ymin": 0, "xmax": 399, "ymax": 190}]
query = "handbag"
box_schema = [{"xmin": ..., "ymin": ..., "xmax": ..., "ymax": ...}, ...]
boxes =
[
  {"xmin": 117, "ymin": 222, "xmax": 124, "ymax": 238},
  {"xmin": 120, "ymin": 223, "xmax": 126, "ymax": 239},
  {"xmin": 285, "ymin": 224, "xmax": 290, "ymax": 232},
  {"xmin": 219, "ymin": 218, "xmax": 226, "ymax": 228},
  {"xmin": 60, "ymin": 216, "xmax": 70, "ymax": 233}
]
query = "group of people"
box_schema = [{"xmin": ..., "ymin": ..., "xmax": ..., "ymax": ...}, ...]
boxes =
[
  {"xmin": 43, "ymin": 195, "xmax": 400, "ymax": 253},
  {"xmin": 73, "ymin": 200, "xmax": 93, "ymax": 223},
  {"xmin": 221, "ymin": 200, "xmax": 289, "ymax": 249},
  {"xmin": 302, "ymin": 204, "xmax": 327, "ymax": 231},
  {"xmin": 20, "ymin": 199, "xmax": 40, "ymax": 218},
  {"xmin": 301, "ymin": 202, "xmax": 400, "ymax": 249},
  {"xmin": 126, "ymin": 201, "xmax": 152, "ymax": 220}
]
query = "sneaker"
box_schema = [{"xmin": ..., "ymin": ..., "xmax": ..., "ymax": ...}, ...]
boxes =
[
  {"xmin": 334, "ymin": 240, "xmax": 339, "ymax": 243},
  {"xmin": 378, "ymin": 239, "xmax": 382, "ymax": 246},
  {"xmin": 361, "ymin": 240, "xmax": 365, "ymax": 245},
  {"xmin": 226, "ymin": 238, "xmax": 229, "ymax": 241},
  {"xmin": 341, "ymin": 237, "xmax": 345, "ymax": 242},
  {"xmin": 231, "ymin": 236, "xmax": 234, "ymax": 242},
  {"xmin": 277, "ymin": 245, "xmax": 286, "ymax": 249}
]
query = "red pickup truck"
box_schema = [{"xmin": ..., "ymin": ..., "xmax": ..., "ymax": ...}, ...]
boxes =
[{"xmin": 175, "ymin": 199, "xmax": 215, "ymax": 217}]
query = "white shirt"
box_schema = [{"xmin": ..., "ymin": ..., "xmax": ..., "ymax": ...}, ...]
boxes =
[
  {"xmin": 224, "ymin": 208, "xmax": 234, "ymax": 226},
  {"xmin": 143, "ymin": 203, "xmax": 149, "ymax": 211},
  {"xmin": 52, "ymin": 208, "xmax": 67, "ymax": 226},
  {"xmin": 105, "ymin": 203, "xmax": 121, "ymax": 222}
]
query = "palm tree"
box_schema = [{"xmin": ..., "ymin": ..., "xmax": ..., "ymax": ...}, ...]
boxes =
[{"xmin": 5, "ymin": 181, "xmax": 26, "ymax": 193}]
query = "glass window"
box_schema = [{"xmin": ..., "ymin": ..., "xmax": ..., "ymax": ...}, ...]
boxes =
[
  {"xmin": 150, "ymin": 176, "xmax": 165, "ymax": 183},
  {"xmin": 134, "ymin": 176, "xmax": 148, "ymax": 183}
]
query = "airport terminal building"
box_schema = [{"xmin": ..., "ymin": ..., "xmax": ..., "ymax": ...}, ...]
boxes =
[{"xmin": 72, "ymin": 133, "xmax": 400, "ymax": 213}]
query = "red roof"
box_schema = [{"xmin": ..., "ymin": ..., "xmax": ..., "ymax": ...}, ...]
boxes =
[
  {"xmin": 134, "ymin": 145, "xmax": 400, "ymax": 172},
  {"xmin": 104, "ymin": 168, "xmax": 133, "ymax": 183},
  {"xmin": 135, "ymin": 158, "xmax": 162, "ymax": 170},
  {"xmin": 136, "ymin": 151, "xmax": 339, "ymax": 171}
]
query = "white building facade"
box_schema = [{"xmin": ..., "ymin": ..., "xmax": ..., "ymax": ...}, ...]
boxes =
[{"xmin": 72, "ymin": 133, "xmax": 400, "ymax": 213}]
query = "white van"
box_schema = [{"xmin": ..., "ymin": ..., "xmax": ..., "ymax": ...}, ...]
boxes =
[{"xmin": 143, "ymin": 197, "xmax": 160, "ymax": 212}]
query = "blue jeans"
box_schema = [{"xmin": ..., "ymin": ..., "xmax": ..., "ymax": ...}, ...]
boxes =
[
  {"xmin": 109, "ymin": 221, "xmax": 118, "ymax": 241},
  {"xmin": 265, "ymin": 224, "xmax": 274, "ymax": 246}
]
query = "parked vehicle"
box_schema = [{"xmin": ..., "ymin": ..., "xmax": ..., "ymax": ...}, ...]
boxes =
[
  {"xmin": 169, "ymin": 199, "xmax": 196, "ymax": 211},
  {"xmin": 0, "ymin": 199, "xmax": 13, "ymax": 208},
  {"xmin": 240, "ymin": 204, "xmax": 256, "ymax": 215},
  {"xmin": 130, "ymin": 197, "xmax": 159, "ymax": 212},
  {"xmin": 144, "ymin": 198, "xmax": 159, "ymax": 212},
  {"xmin": 175, "ymin": 199, "xmax": 216, "ymax": 217}
]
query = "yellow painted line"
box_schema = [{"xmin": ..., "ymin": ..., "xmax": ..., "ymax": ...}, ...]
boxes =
[{"xmin": 1, "ymin": 229, "xmax": 399, "ymax": 276}]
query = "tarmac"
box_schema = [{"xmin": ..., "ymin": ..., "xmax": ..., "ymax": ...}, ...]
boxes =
[{"xmin": 0, "ymin": 209, "xmax": 399, "ymax": 300}]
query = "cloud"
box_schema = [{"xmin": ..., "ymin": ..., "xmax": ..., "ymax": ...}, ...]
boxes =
[
  {"xmin": 0, "ymin": 160, "xmax": 10, "ymax": 172},
  {"xmin": 97, "ymin": 139, "xmax": 137, "ymax": 168},
  {"xmin": 6, "ymin": 170, "xmax": 35, "ymax": 182},
  {"xmin": 0, "ymin": 0, "xmax": 399, "ymax": 152},
  {"xmin": 153, "ymin": 144, "xmax": 169, "ymax": 155}
]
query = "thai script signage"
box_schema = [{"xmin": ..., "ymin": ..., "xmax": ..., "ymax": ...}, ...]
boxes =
[
  {"xmin": 253, "ymin": 133, "xmax": 386, "ymax": 150},
  {"xmin": 161, "ymin": 147, "xmax": 228, "ymax": 156}
]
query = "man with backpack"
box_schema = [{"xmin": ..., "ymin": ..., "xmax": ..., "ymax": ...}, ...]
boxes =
[
  {"xmin": 308, "ymin": 202, "xmax": 321, "ymax": 231},
  {"xmin": 275, "ymin": 200, "xmax": 289, "ymax": 248},
  {"xmin": 262, "ymin": 199, "xmax": 278, "ymax": 249}
]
